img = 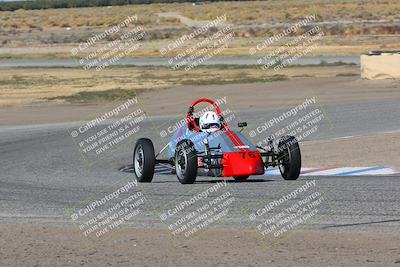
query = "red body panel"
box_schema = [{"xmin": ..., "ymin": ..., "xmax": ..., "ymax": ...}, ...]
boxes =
[{"xmin": 222, "ymin": 151, "xmax": 265, "ymax": 177}]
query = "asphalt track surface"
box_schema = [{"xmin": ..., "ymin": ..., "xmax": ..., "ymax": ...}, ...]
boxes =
[{"xmin": 0, "ymin": 100, "xmax": 399, "ymax": 233}]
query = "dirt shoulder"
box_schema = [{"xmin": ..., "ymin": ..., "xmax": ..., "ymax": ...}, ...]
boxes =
[
  {"xmin": 1, "ymin": 76, "xmax": 400, "ymax": 125},
  {"xmin": 0, "ymin": 65, "xmax": 360, "ymax": 107},
  {"xmin": 0, "ymin": 223, "xmax": 399, "ymax": 267}
]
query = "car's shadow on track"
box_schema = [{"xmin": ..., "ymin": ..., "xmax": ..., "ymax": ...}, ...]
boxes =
[
  {"xmin": 195, "ymin": 178, "xmax": 276, "ymax": 184},
  {"xmin": 119, "ymin": 165, "xmax": 276, "ymax": 183},
  {"xmin": 140, "ymin": 178, "xmax": 276, "ymax": 184}
]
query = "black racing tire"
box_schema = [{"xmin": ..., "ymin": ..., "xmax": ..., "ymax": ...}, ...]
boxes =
[
  {"xmin": 133, "ymin": 138, "xmax": 156, "ymax": 183},
  {"xmin": 233, "ymin": 176, "xmax": 249, "ymax": 181},
  {"xmin": 277, "ymin": 136, "xmax": 301, "ymax": 180},
  {"xmin": 175, "ymin": 140, "xmax": 198, "ymax": 184}
]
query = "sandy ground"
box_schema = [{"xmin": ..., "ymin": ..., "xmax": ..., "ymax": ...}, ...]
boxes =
[
  {"xmin": 0, "ymin": 66, "xmax": 361, "ymax": 106},
  {"xmin": 0, "ymin": 223, "xmax": 399, "ymax": 267},
  {"xmin": 1, "ymin": 76, "xmax": 399, "ymax": 123}
]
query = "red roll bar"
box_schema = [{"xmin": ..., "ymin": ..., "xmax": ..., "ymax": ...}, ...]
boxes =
[{"xmin": 186, "ymin": 98, "xmax": 228, "ymax": 132}]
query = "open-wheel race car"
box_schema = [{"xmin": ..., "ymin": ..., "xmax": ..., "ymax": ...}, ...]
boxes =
[{"xmin": 133, "ymin": 98, "xmax": 301, "ymax": 184}]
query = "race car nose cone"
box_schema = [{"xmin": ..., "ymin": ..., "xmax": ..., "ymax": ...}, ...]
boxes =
[{"xmin": 222, "ymin": 151, "xmax": 265, "ymax": 177}]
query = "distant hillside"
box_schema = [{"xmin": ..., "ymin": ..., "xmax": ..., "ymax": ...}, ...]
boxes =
[{"xmin": 0, "ymin": 0, "xmax": 212, "ymax": 11}]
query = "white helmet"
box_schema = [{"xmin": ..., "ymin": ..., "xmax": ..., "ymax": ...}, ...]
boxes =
[{"xmin": 199, "ymin": 111, "xmax": 221, "ymax": 133}]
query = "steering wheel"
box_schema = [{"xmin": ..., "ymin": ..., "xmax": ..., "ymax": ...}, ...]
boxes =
[{"xmin": 186, "ymin": 98, "xmax": 227, "ymax": 132}]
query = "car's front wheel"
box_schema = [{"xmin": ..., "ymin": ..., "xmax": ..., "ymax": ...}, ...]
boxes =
[
  {"xmin": 133, "ymin": 138, "xmax": 155, "ymax": 182},
  {"xmin": 277, "ymin": 136, "xmax": 301, "ymax": 180},
  {"xmin": 175, "ymin": 140, "xmax": 198, "ymax": 184}
]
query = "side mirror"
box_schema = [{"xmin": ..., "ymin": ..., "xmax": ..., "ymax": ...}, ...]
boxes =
[{"xmin": 238, "ymin": 122, "xmax": 247, "ymax": 128}]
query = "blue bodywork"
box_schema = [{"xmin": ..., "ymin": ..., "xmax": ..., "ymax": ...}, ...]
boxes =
[{"xmin": 167, "ymin": 123, "xmax": 258, "ymax": 158}]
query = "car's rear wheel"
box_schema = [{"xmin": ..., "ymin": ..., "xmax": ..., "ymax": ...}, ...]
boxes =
[
  {"xmin": 233, "ymin": 176, "xmax": 249, "ymax": 181},
  {"xmin": 175, "ymin": 140, "xmax": 198, "ymax": 184},
  {"xmin": 277, "ymin": 136, "xmax": 301, "ymax": 180},
  {"xmin": 133, "ymin": 138, "xmax": 155, "ymax": 183}
]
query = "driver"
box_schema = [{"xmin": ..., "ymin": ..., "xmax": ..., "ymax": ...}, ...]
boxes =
[{"xmin": 199, "ymin": 111, "xmax": 221, "ymax": 133}]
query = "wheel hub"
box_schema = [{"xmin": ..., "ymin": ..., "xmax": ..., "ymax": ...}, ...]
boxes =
[{"xmin": 134, "ymin": 145, "xmax": 144, "ymax": 177}]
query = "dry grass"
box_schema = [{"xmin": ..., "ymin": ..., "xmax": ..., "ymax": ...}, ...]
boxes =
[
  {"xmin": 0, "ymin": 0, "xmax": 399, "ymax": 57},
  {"xmin": 0, "ymin": 64, "xmax": 359, "ymax": 106},
  {"xmin": 2, "ymin": 1, "xmax": 400, "ymax": 31}
]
